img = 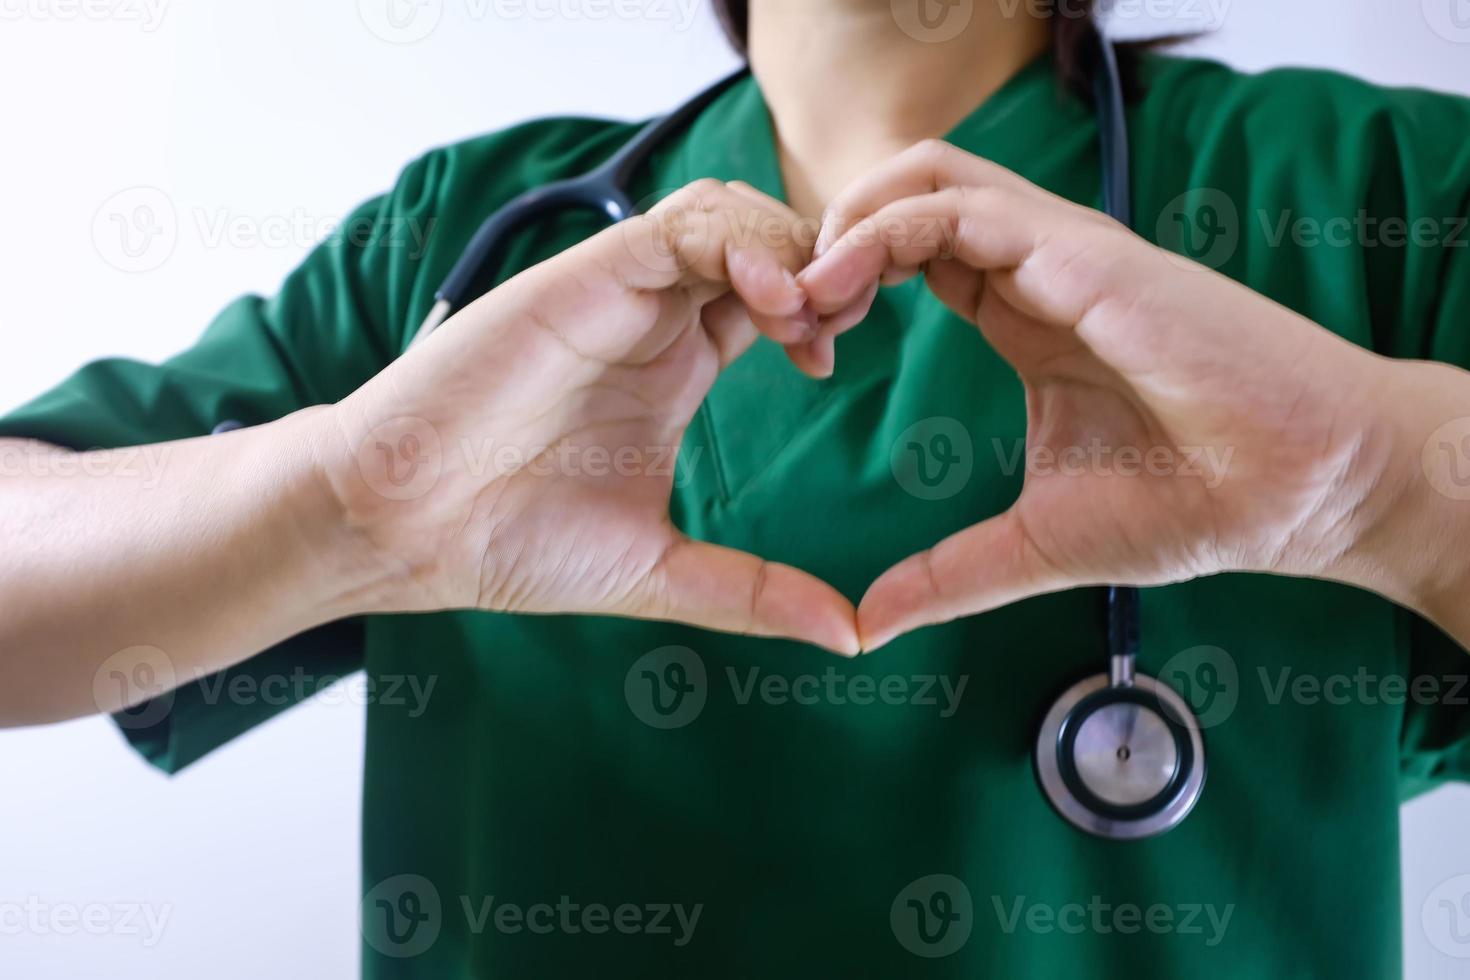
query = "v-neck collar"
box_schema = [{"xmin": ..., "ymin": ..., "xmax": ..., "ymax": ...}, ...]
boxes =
[
  {"xmin": 670, "ymin": 50, "xmax": 1093, "ymax": 209},
  {"xmin": 661, "ymin": 52, "xmax": 1100, "ymax": 506}
]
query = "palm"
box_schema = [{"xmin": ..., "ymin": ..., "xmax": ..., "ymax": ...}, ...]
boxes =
[
  {"xmin": 1010, "ymin": 381, "xmax": 1220, "ymax": 589},
  {"xmin": 972, "ymin": 246, "xmax": 1355, "ymax": 590},
  {"xmin": 847, "ymin": 226, "xmax": 1365, "ymax": 648},
  {"xmin": 341, "ymin": 182, "xmax": 862, "ymax": 655},
  {"xmin": 463, "ymin": 297, "xmax": 719, "ymax": 615}
]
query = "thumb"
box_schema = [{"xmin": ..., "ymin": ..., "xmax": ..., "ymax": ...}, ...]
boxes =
[
  {"xmin": 646, "ymin": 536, "xmax": 860, "ymax": 657},
  {"xmin": 857, "ymin": 508, "xmax": 1071, "ymax": 653}
]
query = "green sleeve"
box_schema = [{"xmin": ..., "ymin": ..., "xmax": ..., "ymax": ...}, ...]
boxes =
[
  {"xmin": 1159, "ymin": 63, "xmax": 1470, "ymax": 793},
  {"xmin": 0, "ymin": 113, "xmax": 641, "ymax": 454},
  {"xmin": 0, "ymin": 151, "xmax": 447, "ymax": 772},
  {"xmin": 1133, "ymin": 56, "xmax": 1470, "ymax": 794},
  {"xmin": 0, "ymin": 113, "xmax": 638, "ymax": 772},
  {"xmin": 1362, "ymin": 85, "xmax": 1470, "ymax": 794}
]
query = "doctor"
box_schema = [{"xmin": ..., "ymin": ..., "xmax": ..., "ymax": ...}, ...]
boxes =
[{"xmin": 3, "ymin": 0, "xmax": 1470, "ymax": 976}]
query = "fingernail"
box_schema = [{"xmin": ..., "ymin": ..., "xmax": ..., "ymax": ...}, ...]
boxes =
[
  {"xmin": 795, "ymin": 255, "xmax": 828, "ymax": 291},
  {"xmin": 798, "ymin": 304, "xmax": 819, "ymax": 340},
  {"xmin": 813, "ymin": 209, "xmax": 836, "ymax": 259}
]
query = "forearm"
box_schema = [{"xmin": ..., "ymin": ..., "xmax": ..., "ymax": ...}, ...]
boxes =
[
  {"xmin": 0, "ymin": 407, "xmax": 386, "ymax": 727},
  {"xmin": 1323, "ymin": 357, "xmax": 1470, "ymax": 648}
]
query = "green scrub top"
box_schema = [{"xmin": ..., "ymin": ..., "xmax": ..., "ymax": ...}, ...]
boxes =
[{"xmin": 6, "ymin": 52, "xmax": 1470, "ymax": 978}]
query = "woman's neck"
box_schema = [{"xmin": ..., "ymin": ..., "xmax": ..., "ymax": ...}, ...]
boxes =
[{"xmin": 749, "ymin": 1, "xmax": 1050, "ymax": 219}]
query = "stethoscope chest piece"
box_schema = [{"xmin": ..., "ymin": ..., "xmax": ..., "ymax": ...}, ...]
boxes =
[{"xmin": 1034, "ymin": 660, "xmax": 1206, "ymax": 841}]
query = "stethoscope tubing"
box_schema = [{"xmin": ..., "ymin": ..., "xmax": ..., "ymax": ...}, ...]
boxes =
[{"xmin": 408, "ymin": 67, "xmax": 751, "ymax": 348}]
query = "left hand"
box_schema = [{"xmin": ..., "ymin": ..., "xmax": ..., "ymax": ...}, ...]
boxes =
[{"xmin": 797, "ymin": 140, "xmax": 1422, "ymax": 652}]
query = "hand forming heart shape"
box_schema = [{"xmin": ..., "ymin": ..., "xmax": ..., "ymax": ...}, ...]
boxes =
[{"xmin": 328, "ymin": 140, "xmax": 1409, "ymax": 657}]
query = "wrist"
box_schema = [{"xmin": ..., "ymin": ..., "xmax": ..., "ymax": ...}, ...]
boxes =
[
  {"xmin": 1322, "ymin": 357, "xmax": 1470, "ymax": 635},
  {"xmin": 307, "ymin": 397, "xmax": 458, "ymax": 615},
  {"xmin": 282, "ymin": 404, "xmax": 423, "ymax": 618}
]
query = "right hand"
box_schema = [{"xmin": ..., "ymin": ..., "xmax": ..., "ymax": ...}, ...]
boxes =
[{"xmin": 323, "ymin": 180, "xmax": 866, "ymax": 654}]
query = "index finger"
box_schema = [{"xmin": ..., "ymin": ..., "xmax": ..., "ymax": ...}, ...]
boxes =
[
  {"xmin": 814, "ymin": 139, "xmax": 1042, "ymax": 258},
  {"xmin": 615, "ymin": 179, "xmax": 815, "ymax": 319}
]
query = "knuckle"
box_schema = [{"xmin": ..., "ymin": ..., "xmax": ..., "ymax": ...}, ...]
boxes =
[
  {"xmin": 951, "ymin": 184, "xmax": 1004, "ymax": 228},
  {"xmin": 656, "ymin": 181, "xmax": 711, "ymax": 218},
  {"xmin": 911, "ymin": 138, "xmax": 955, "ymax": 165},
  {"xmin": 682, "ymin": 177, "xmax": 726, "ymax": 205},
  {"xmin": 747, "ymin": 559, "xmax": 771, "ymax": 633},
  {"xmin": 952, "ymin": 182, "xmax": 998, "ymax": 208}
]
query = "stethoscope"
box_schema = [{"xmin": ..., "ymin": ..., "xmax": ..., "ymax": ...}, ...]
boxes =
[{"xmin": 403, "ymin": 35, "xmax": 1206, "ymax": 841}]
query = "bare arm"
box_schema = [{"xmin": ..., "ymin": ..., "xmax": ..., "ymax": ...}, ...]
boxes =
[
  {"xmin": 0, "ymin": 410, "xmax": 380, "ymax": 726},
  {"xmin": 0, "ymin": 181, "xmax": 863, "ymax": 728}
]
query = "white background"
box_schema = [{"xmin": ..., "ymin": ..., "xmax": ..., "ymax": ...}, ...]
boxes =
[{"xmin": 1, "ymin": 1, "xmax": 1468, "ymax": 976}]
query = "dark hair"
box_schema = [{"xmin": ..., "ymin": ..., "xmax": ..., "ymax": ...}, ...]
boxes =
[{"xmin": 711, "ymin": 0, "xmax": 1144, "ymax": 101}]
